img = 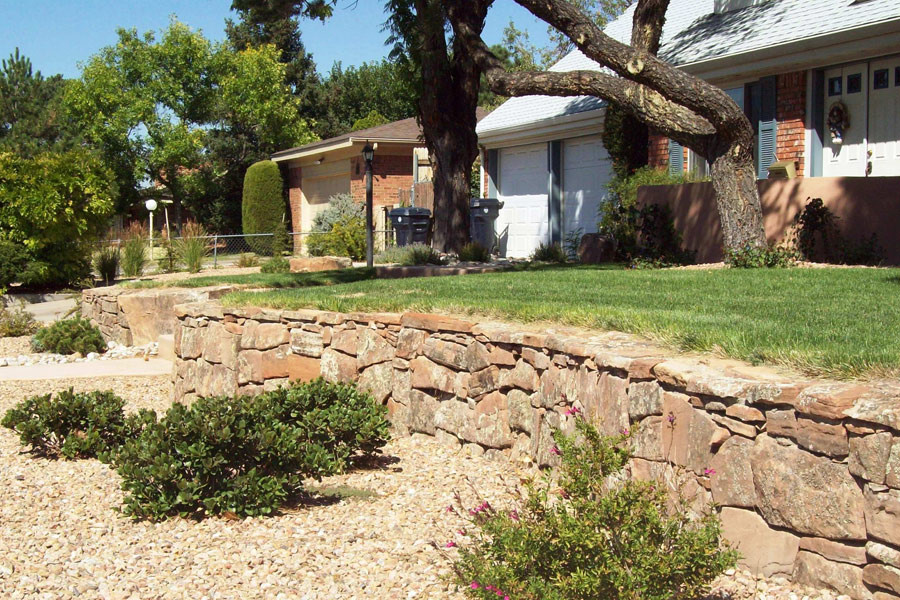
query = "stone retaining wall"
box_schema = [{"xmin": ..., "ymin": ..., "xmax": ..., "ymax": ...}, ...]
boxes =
[
  {"xmin": 82, "ymin": 286, "xmax": 234, "ymax": 346},
  {"xmin": 173, "ymin": 301, "xmax": 900, "ymax": 599}
]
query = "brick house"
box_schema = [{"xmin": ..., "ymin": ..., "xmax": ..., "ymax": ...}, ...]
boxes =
[
  {"xmin": 272, "ymin": 112, "xmax": 489, "ymax": 253},
  {"xmin": 477, "ymin": 0, "xmax": 900, "ymax": 258}
]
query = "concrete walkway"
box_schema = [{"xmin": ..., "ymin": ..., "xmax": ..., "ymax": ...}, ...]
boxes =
[
  {"xmin": 0, "ymin": 358, "xmax": 172, "ymax": 381},
  {"xmin": 24, "ymin": 298, "xmax": 78, "ymax": 323}
]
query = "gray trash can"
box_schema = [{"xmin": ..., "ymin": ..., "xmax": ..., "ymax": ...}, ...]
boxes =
[
  {"xmin": 469, "ymin": 198, "xmax": 504, "ymax": 250},
  {"xmin": 389, "ymin": 207, "xmax": 431, "ymax": 247}
]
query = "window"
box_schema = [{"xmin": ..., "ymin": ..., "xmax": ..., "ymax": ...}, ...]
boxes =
[
  {"xmin": 874, "ymin": 69, "xmax": 889, "ymax": 90},
  {"xmin": 828, "ymin": 77, "xmax": 842, "ymax": 96},
  {"xmin": 688, "ymin": 150, "xmax": 709, "ymax": 178},
  {"xmin": 847, "ymin": 73, "xmax": 862, "ymax": 94},
  {"xmin": 896, "ymin": 66, "xmax": 900, "ymax": 87}
]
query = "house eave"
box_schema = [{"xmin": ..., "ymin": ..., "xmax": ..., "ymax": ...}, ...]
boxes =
[
  {"xmin": 271, "ymin": 137, "xmax": 423, "ymax": 163},
  {"xmin": 477, "ymin": 107, "xmax": 607, "ymax": 148}
]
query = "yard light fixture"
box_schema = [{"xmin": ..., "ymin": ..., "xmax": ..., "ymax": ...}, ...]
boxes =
[
  {"xmin": 145, "ymin": 199, "xmax": 158, "ymax": 257},
  {"xmin": 362, "ymin": 142, "xmax": 375, "ymax": 268}
]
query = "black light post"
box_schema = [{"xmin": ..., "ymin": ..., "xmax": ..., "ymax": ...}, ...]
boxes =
[{"xmin": 362, "ymin": 142, "xmax": 375, "ymax": 268}]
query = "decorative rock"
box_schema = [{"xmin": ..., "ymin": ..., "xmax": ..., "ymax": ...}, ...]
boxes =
[
  {"xmin": 358, "ymin": 328, "xmax": 394, "ymax": 368},
  {"xmin": 794, "ymin": 416, "xmax": 849, "ymax": 458},
  {"xmin": 725, "ymin": 404, "xmax": 765, "ymax": 423},
  {"xmin": 410, "ymin": 356, "xmax": 458, "ymax": 394},
  {"xmin": 721, "ymin": 507, "xmax": 799, "ymax": 577},
  {"xmin": 288, "ymin": 256, "xmax": 352, "ymax": 272},
  {"xmin": 711, "ymin": 413, "xmax": 757, "ymax": 438},
  {"xmin": 473, "ymin": 391, "xmax": 512, "ymax": 448},
  {"xmin": 521, "ymin": 347, "xmax": 550, "ymax": 370},
  {"xmin": 500, "ymin": 359, "xmax": 539, "ymax": 392},
  {"xmin": 631, "ymin": 416, "xmax": 663, "ymax": 461},
  {"xmin": 201, "ymin": 322, "xmax": 239, "ymax": 369},
  {"xmin": 401, "ymin": 313, "xmax": 474, "ymax": 334},
  {"xmin": 793, "ymin": 551, "xmax": 873, "ymax": 600},
  {"xmin": 358, "ymin": 362, "xmax": 393, "ymax": 403},
  {"xmin": 395, "ymin": 328, "xmax": 427, "ymax": 359},
  {"xmin": 864, "ymin": 486, "xmax": 900, "ymax": 547},
  {"xmin": 291, "ymin": 329, "xmax": 324, "ymax": 358},
  {"xmin": 597, "ymin": 372, "xmax": 629, "ymax": 438},
  {"xmin": 628, "ymin": 381, "xmax": 663, "ymax": 420},
  {"xmin": 710, "ymin": 436, "xmax": 756, "ymax": 508},
  {"xmin": 795, "ymin": 382, "xmax": 870, "ymax": 420},
  {"xmin": 320, "ymin": 348, "xmax": 358, "ymax": 383},
  {"xmin": 800, "ymin": 537, "xmax": 868, "ymax": 565},
  {"xmin": 864, "ymin": 564, "xmax": 900, "ymax": 595},
  {"xmin": 421, "ymin": 337, "xmax": 489, "ymax": 373},
  {"xmin": 242, "ymin": 321, "xmax": 289, "ymax": 350},
  {"xmin": 842, "ymin": 383, "xmax": 900, "ymax": 432},
  {"xmin": 850, "ymin": 432, "xmax": 894, "ymax": 485},
  {"xmin": 887, "ymin": 440, "xmax": 900, "ymax": 489},
  {"xmin": 751, "ymin": 434, "xmax": 866, "ymax": 541},
  {"xmin": 868, "ymin": 542, "xmax": 900, "ymax": 569},
  {"xmin": 507, "ymin": 389, "xmax": 534, "ymax": 434},
  {"xmin": 330, "ymin": 329, "xmax": 360, "ymax": 355},
  {"xmin": 487, "ymin": 345, "xmax": 516, "ymax": 367},
  {"xmin": 468, "ymin": 365, "xmax": 501, "ymax": 397},
  {"xmin": 407, "ymin": 390, "xmax": 440, "ymax": 435},
  {"xmin": 662, "ymin": 391, "xmax": 725, "ymax": 475}
]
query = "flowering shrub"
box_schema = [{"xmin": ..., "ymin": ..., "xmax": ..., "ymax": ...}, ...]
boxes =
[{"xmin": 450, "ymin": 417, "xmax": 737, "ymax": 600}]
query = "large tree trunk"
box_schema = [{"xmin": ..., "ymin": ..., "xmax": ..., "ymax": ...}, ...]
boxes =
[{"xmin": 447, "ymin": 0, "xmax": 768, "ymax": 253}]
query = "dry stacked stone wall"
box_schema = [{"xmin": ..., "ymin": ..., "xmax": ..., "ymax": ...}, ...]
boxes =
[{"xmin": 173, "ymin": 301, "xmax": 900, "ymax": 599}]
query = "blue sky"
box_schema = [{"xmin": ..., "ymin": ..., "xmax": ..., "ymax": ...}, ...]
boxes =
[{"xmin": 0, "ymin": 0, "xmax": 552, "ymax": 79}]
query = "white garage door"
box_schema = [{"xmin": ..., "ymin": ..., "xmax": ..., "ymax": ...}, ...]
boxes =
[
  {"xmin": 497, "ymin": 143, "xmax": 549, "ymax": 258},
  {"xmin": 301, "ymin": 172, "xmax": 350, "ymax": 233},
  {"xmin": 563, "ymin": 136, "xmax": 612, "ymax": 236}
]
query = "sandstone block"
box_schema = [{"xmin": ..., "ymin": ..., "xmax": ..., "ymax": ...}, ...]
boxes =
[
  {"xmin": 631, "ymin": 416, "xmax": 663, "ymax": 462},
  {"xmin": 865, "ymin": 486, "xmax": 900, "ymax": 547},
  {"xmin": 358, "ymin": 327, "xmax": 394, "ymax": 368},
  {"xmin": 241, "ymin": 321, "xmax": 289, "ymax": 350},
  {"xmin": 628, "ymin": 381, "xmax": 663, "ymax": 420},
  {"xmin": 868, "ymin": 542, "xmax": 900, "ymax": 569},
  {"xmin": 795, "ymin": 416, "xmax": 849, "ymax": 458},
  {"xmin": 521, "ymin": 347, "xmax": 550, "ymax": 370},
  {"xmin": 330, "ymin": 329, "xmax": 360, "ymax": 355},
  {"xmin": 710, "ymin": 435, "xmax": 756, "ymax": 508},
  {"xmin": 864, "ymin": 564, "xmax": 900, "ymax": 595},
  {"xmin": 410, "ymin": 356, "xmax": 458, "ymax": 394},
  {"xmin": 289, "ymin": 256, "xmax": 352, "ymax": 272},
  {"xmin": 800, "ymin": 537, "xmax": 868, "ymax": 565},
  {"xmin": 850, "ymin": 432, "xmax": 894, "ymax": 485},
  {"xmin": 500, "ymin": 359, "xmax": 539, "ymax": 392},
  {"xmin": 487, "ymin": 345, "xmax": 516, "ymax": 367},
  {"xmin": 291, "ymin": 329, "xmax": 324, "ymax": 358},
  {"xmin": 395, "ymin": 328, "xmax": 427, "ymax": 359},
  {"xmin": 793, "ymin": 551, "xmax": 873, "ymax": 600},
  {"xmin": 179, "ymin": 326, "xmax": 205, "ymax": 360},
  {"xmin": 888, "ymin": 440, "xmax": 900, "ymax": 489},
  {"xmin": 401, "ymin": 313, "xmax": 474, "ymax": 333},
  {"xmin": 796, "ymin": 382, "xmax": 871, "ymax": 420},
  {"xmin": 725, "ymin": 404, "xmax": 765, "ymax": 422},
  {"xmin": 468, "ymin": 365, "xmax": 501, "ymax": 397},
  {"xmin": 407, "ymin": 390, "xmax": 440, "ymax": 435},
  {"xmin": 597, "ymin": 372, "xmax": 629, "ymax": 438},
  {"xmin": 320, "ymin": 348, "xmax": 357, "ymax": 383},
  {"xmin": 201, "ymin": 322, "xmax": 239, "ymax": 368},
  {"xmin": 751, "ymin": 434, "xmax": 866, "ymax": 541},
  {"xmin": 662, "ymin": 392, "xmax": 725, "ymax": 475},
  {"xmin": 421, "ymin": 337, "xmax": 490, "ymax": 372},
  {"xmin": 710, "ymin": 413, "xmax": 757, "ymax": 438},
  {"xmin": 508, "ymin": 389, "xmax": 534, "ymax": 434},
  {"xmin": 358, "ymin": 362, "xmax": 393, "ymax": 403},
  {"xmin": 721, "ymin": 507, "xmax": 799, "ymax": 577}
]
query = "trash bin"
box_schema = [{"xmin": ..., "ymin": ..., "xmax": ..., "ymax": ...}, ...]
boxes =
[
  {"xmin": 389, "ymin": 207, "xmax": 431, "ymax": 247},
  {"xmin": 469, "ymin": 198, "xmax": 504, "ymax": 251}
]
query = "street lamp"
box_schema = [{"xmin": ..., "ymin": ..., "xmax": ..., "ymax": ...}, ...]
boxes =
[
  {"xmin": 362, "ymin": 142, "xmax": 375, "ymax": 268},
  {"xmin": 145, "ymin": 199, "xmax": 158, "ymax": 258}
]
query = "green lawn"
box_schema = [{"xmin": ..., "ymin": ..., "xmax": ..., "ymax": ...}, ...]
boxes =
[
  {"xmin": 220, "ymin": 264, "xmax": 900, "ymax": 379},
  {"xmin": 123, "ymin": 268, "xmax": 376, "ymax": 290}
]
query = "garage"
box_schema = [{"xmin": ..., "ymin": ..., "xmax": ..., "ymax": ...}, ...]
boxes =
[
  {"xmin": 496, "ymin": 143, "xmax": 549, "ymax": 258},
  {"xmin": 562, "ymin": 135, "xmax": 611, "ymax": 237},
  {"xmin": 300, "ymin": 161, "xmax": 350, "ymax": 233}
]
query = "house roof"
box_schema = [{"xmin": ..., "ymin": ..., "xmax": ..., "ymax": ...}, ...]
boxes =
[
  {"xmin": 273, "ymin": 108, "xmax": 492, "ymax": 162},
  {"xmin": 477, "ymin": 0, "xmax": 900, "ymax": 138}
]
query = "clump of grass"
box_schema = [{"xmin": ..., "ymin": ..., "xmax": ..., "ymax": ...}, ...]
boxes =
[
  {"xmin": 531, "ymin": 242, "xmax": 568, "ymax": 263},
  {"xmin": 237, "ymin": 253, "xmax": 261, "ymax": 268},
  {"xmin": 176, "ymin": 222, "xmax": 210, "ymax": 274},
  {"xmin": 120, "ymin": 222, "xmax": 148, "ymax": 278},
  {"xmin": 93, "ymin": 245, "xmax": 120, "ymax": 285},
  {"xmin": 458, "ymin": 242, "xmax": 491, "ymax": 263}
]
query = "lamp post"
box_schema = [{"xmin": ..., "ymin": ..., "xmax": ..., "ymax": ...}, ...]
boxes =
[
  {"xmin": 145, "ymin": 199, "xmax": 158, "ymax": 258},
  {"xmin": 362, "ymin": 142, "xmax": 375, "ymax": 268}
]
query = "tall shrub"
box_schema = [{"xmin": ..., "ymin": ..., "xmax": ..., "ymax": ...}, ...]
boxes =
[
  {"xmin": 242, "ymin": 160, "xmax": 284, "ymax": 255},
  {"xmin": 120, "ymin": 222, "xmax": 147, "ymax": 278}
]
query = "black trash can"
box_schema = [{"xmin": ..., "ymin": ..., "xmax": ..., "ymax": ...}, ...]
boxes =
[
  {"xmin": 389, "ymin": 207, "xmax": 431, "ymax": 247},
  {"xmin": 469, "ymin": 198, "xmax": 504, "ymax": 250}
]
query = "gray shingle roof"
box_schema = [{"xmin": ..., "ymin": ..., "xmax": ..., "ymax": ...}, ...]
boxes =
[{"xmin": 477, "ymin": 0, "xmax": 900, "ymax": 136}]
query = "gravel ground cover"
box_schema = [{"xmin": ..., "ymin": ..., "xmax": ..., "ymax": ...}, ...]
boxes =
[
  {"xmin": 0, "ymin": 338, "xmax": 158, "ymax": 368},
  {"xmin": 0, "ymin": 376, "xmax": 845, "ymax": 600}
]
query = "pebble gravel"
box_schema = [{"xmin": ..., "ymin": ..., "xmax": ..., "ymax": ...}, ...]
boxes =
[{"xmin": 0, "ymin": 376, "xmax": 847, "ymax": 599}]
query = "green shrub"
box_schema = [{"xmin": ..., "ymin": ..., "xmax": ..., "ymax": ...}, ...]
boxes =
[
  {"xmin": 272, "ymin": 219, "xmax": 290, "ymax": 257},
  {"xmin": 307, "ymin": 216, "xmax": 366, "ymax": 260},
  {"xmin": 563, "ymin": 228, "xmax": 583, "ymax": 262},
  {"xmin": 1, "ymin": 389, "xmax": 153, "ymax": 459},
  {"xmin": 156, "ymin": 236, "xmax": 179, "ymax": 274},
  {"xmin": 634, "ymin": 204, "xmax": 696, "ymax": 266},
  {"xmin": 374, "ymin": 245, "xmax": 410, "ymax": 264},
  {"xmin": 31, "ymin": 317, "xmax": 105, "ymax": 355},
  {"xmin": 452, "ymin": 418, "xmax": 737, "ymax": 600},
  {"xmin": 93, "ymin": 245, "xmax": 120, "ymax": 285},
  {"xmin": 237, "ymin": 253, "xmax": 261, "ymax": 268},
  {"xmin": 260, "ymin": 256, "xmax": 291, "ymax": 273},
  {"xmin": 458, "ymin": 242, "xmax": 491, "ymax": 263},
  {"xmin": 0, "ymin": 301, "xmax": 40, "ymax": 337},
  {"xmin": 175, "ymin": 221, "xmax": 210, "ymax": 273},
  {"xmin": 242, "ymin": 160, "xmax": 284, "ymax": 255},
  {"xmin": 404, "ymin": 243, "xmax": 444, "ymax": 266},
  {"xmin": 531, "ymin": 242, "xmax": 568, "ymax": 263},
  {"xmin": 311, "ymin": 193, "xmax": 364, "ymax": 233},
  {"xmin": 791, "ymin": 198, "xmax": 884, "ymax": 266},
  {"xmin": 725, "ymin": 244, "xmax": 799, "ymax": 268},
  {"xmin": 113, "ymin": 378, "xmax": 390, "ymax": 520},
  {"xmin": 0, "ymin": 239, "xmax": 30, "ymax": 288},
  {"xmin": 120, "ymin": 223, "xmax": 147, "ymax": 278}
]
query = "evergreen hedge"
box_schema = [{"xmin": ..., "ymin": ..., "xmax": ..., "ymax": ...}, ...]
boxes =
[{"xmin": 242, "ymin": 160, "xmax": 285, "ymax": 254}]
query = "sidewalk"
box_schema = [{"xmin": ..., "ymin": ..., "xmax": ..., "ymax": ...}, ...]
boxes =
[{"xmin": 0, "ymin": 358, "xmax": 172, "ymax": 381}]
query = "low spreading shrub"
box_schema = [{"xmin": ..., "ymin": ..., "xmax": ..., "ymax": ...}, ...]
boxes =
[
  {"xmin": 530, "ymin": 242, "xmax": 568, "ymax": 263},
  {"xmin": 260, "ymin": 256, "xmax": 291, "ymax": 273},
  {"xmin": 311, "ymin": 193, "xmax": 364, "ymax": 233},
  {"xmin": 176, "ymin": 221, "xmax": 210, "ymax": 273},
  {"xmin": 93, "ymin": 245, "xmax": 120, "ymax": 285},
  {"xmin": 113, "ymin": 378, "xmax": 390, "ymax": 520},
  {"xmin": 120, "ymin": 223, "xmax": 147, "ymax": 278},
  {"xmin": 237, "ymin": 253, "xmax": 261, "ymax": 268},
  {"xmin": 725, "ymin": 244, "xmax": 799, "ymax": 268},
  {"xmin": 1, "ymin": 389, "xmax": 154, "ymax": 459},
  {"xmin": 404, "ymin": 243, "xmax": 444, "ymax": 266},
  {"xmin": 452, "ymin": 418, "xmax": 737, "ymax": 600},
  {"xmin": 458, "ymin": 242, "xmax": 491, "ymax": 263},
  {"xmin": 31, "ymin": 317, "xmax": 105, "ymax": 355},
  {"xmin": 307, "ymin": 216, "xmax": 366, "ymax": 260},
  {"xmin": 0, "ymin": 300, "xmax": 40, "ymax": 337}
]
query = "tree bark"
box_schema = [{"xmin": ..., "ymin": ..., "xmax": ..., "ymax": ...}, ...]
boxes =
[{"xmin": 448, "ymin": 0, "xmax": 767, "ymax": 252}]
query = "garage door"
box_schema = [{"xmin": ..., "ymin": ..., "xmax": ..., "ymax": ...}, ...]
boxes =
[
  {"xmin": 563, "ymin": 136, "xmax": 612, "ymax": 236},
  {"xmin": 301, "ymin": 170, "xmax": 350, "ymax": 233},
  {"xmin": 497, "ymin": 143, "xmax": 549, "ymax": 258}
]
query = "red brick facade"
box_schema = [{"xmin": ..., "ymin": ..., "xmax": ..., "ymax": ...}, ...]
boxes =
[
  {"xmin": 287, "ymin": 166, "xmax": 302, "ymax": 236},
  {"xmin": 646, "ymin": 70, "xmax": 809, "ymax": 177},
  {"xmin": 349, "ymin": 154, "xmax": 414, "ymax": 207},
  {"xmin": 776, "ymin": 71, "xmax": 807, "ymax": 177}
]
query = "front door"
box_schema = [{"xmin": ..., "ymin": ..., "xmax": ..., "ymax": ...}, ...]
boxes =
[
  {"xmin": 823, "ymin": 63, "xmax": 868, "ymax": 177},
  {"xmin": 868, "ymin": 56, "xmax": 900, "ymax": 176}
]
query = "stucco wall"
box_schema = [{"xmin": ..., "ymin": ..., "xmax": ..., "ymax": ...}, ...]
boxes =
[
  {"xmin": 637, "ymin": 176, "xmax": 900, "ymax": 264},
  {"xmin": 172, "ymin": 300, "xmax": 900, "ymax": 598}
]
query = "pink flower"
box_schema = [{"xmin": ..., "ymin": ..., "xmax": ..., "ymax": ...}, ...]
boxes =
[
  {"xmin": 704, "ymin": 467, "xmax": 716, "ymax": 476},
  {"xmin": 508, "ymin": 509, "xmax": 519, "ymax": 521},
  {"xmin": 620, "ymin": 427, "xmax": 630, "ymax": 436},
  {"xmin": 444, "ymin": 541, "xmax": 457, "ymax": 548},
  {"xmin": 445, "ymin": 505, "xmax": 453, "ymax": 512},
  {"xmin": 667, "ymin": 413, "xmax": 676, "ymax": 424},
  {"xmin": 550, "ymin": 445, "xmax": 561, "ymax": 455},
  {"xmin": 457, "ymin": 529, "xmax": 467, "ymax": 536},
  {"xmin": 470, "ymin": 582, "xmax": 480, "ymax": 589},
  {"xmin": 565, "ymin": 406, "xmax": 581, "ymax": 416}
]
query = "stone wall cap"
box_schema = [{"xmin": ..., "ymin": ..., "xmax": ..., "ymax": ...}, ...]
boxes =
[
  {"xmin": 280, "ymin": 309, "xmax": 325, "ymax": 323},
  {"xmin": 471, "ymin": 322, "xmax": 547, "ymax": 347},
  {"xmin": 347, "ymin": 312, "xmax": 403, "ymax": 326},
  {"xmin": 653, "ymin": 359, "xmax": 782, "ymax": 404},
  {"xmin": 403, "ymin": 312, "xmax": 474, "ymax": 334}
]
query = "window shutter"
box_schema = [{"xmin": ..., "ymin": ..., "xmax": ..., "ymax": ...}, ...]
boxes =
[
  {"xmin": 668, "ymin": 140, "xmax": 684, "ymax": 176},
  {"xmin": 487, "ymin": 149, "xmax": 499, "ymax": 198},
  {"xmin": 757, "ymin": 75, "xmax": 778, "ymax": 179}
]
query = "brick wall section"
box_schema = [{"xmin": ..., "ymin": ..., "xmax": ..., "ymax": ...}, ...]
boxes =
[
  {"xmin": 350, "ymin": 154, "xmax": 414, "ymax": 207},
  {"xmin": 287, "ymin": 166, "xmax": 303, "ymax": 252},
  {"xmin": 776, "ymin": 71, "xmax": 807, "ymax": 177},
  {"xmin": 648, "ymin": 133, "xmax": 670, "ymax": 169},
  {"xmin": 173, "ymin": 299, "xmax": 900, "ymax": 598}
]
